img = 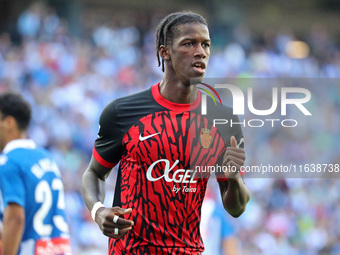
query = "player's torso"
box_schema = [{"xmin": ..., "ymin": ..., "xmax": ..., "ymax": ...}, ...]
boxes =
[
  {"xmin": 3, "ymin": 147, "xmax": 71, "ymax": 255},
  {"xmin": 109, "ymin": 85, "xmax": 229, "ymax": 254}
]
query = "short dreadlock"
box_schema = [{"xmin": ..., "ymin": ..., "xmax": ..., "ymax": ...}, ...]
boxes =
[{"xmin": 155, "ymin": 11, "xmax": 208, "ymax": 72}]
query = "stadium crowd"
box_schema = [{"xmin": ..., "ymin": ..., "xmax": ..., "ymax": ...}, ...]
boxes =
[{"xmin": 0, "ymin": 2, "xmax": 339, "ymax": 254}]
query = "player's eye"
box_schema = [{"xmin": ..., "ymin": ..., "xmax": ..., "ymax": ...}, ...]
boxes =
[
  {"xmin": 202, "ymin": 43, "xmax": 210, "ymax": 48},
  {"xmin": 184, "ymin": 42, "xmax": 193, "ymax": 47}
]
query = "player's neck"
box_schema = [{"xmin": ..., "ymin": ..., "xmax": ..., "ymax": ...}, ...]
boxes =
[
  {"xmin": 2, "ymin": 131, "xmax": 27, "ymax": 151},
  {"xmin": 159, "ymin": 75, "xmax": 198, "ymax": 104}
]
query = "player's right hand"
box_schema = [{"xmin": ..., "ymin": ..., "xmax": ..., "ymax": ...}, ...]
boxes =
[{"xmin": 95, "ymin": 206, "xmax": 134, "ymax": 239}]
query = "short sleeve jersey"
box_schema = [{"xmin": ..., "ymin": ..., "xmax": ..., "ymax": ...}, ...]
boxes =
[
  {"xmin": 0, "ymin": 139, "xmax": 71, "ymax": 255},
  {"xmin": 93, "ymin": 83, "xmax": 244, "ymax": 255}
]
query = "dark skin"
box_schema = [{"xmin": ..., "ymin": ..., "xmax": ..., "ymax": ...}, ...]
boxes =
[
  {"xmin": 219, "ymin": 136, "xmax": 250, "ymax": 217},
  {"xmin": 82, "ymin": 159, "xmax": 134, "ymax": 239},
  {"xmin": 82, "ymin": 22, "xmax": 249, "ymax": 240},
  {"xmin": 158, "ymin": 22, "xmax": 211, "ymax": 102}
]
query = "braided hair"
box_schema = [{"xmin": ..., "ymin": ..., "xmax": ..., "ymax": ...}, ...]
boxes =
[{"xmin": 155, "ymin": 11, "xmax": 208, "ymax": 72}]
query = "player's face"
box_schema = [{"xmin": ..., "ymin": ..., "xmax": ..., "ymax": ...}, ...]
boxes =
[{"xmin": 169, "ymin": 23, "xmax": 210, "ymax": 85}]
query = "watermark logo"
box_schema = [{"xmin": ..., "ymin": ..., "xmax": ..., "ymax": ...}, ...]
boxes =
[
  {"xmin": 198, "ymin": 83, "xmax": 223, "ymax": 115},
  {"xmin": 196, "ymin": 81, "xmax": 312, "ymax": 128}
]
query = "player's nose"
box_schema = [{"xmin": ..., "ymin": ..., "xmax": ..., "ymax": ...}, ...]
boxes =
[{"xmin": 194, "ymin": 44, "xmax": 206, "ymax": 59}]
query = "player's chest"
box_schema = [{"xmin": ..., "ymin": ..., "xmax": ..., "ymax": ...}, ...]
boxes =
[{"xmin": 122, "ymin": 111, "xmax": 225, "ymax": 168}]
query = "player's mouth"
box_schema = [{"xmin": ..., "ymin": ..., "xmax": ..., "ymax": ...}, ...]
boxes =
[{"xmin": 192, "ymin": 61, "xmax": 206, "ymax": 74}]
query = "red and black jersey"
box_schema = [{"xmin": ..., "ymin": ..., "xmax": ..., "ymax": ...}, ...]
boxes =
[{"xmin": 93, "ymin": 82, "xmax": 243, "ymax": 255}]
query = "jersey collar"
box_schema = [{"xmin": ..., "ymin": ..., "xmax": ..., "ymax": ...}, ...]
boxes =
[
  {"xmin": 152, "ymin": 82, "xmax": 201, "ymax": 111},
  {"xmin": 3, "ymin": 139, "xmax": 36, "ymax": 154}
]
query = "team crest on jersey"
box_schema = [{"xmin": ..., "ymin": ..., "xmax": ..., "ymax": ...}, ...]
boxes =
[{"xmin": 199, "ymin": 128, "xmax": 213, "ymax": 148}]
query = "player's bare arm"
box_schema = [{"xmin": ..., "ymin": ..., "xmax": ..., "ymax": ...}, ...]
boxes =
[
  {"xmin": 218, "ymin": 136, "xmax": 250, "ymax": 217},
  {"xmin": 2, "ymin": 203, "xmax": 25, "ymax": 255},
  {"xmin": 82, "ymin": 156, "xmax": 134, "ymax": 239}
]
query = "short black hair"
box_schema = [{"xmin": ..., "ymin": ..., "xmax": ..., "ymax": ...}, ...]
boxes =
[
  {"xmin": 0, "ymin": 92, "xmax": 31, "ymax": 131},
  {"xmin": 155, "ymin": 11, "xmax": 208, "ymax": 72}
]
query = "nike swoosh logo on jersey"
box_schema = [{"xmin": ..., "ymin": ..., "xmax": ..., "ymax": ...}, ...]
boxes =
[{"xmin": 139, "ymin": 132, "xmax": 160, "ymax": 141}]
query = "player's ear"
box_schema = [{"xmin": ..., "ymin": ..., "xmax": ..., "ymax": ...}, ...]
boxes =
[
  {"xmin": 3, "ymin": 115, "xmax": 17, "ymax": 131},
  {"xmin": 159, "ymin": 45, "xmax": 171, "ymax": 60}
]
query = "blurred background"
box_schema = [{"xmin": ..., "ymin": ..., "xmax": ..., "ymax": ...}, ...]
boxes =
[{"xmin": 0, "ymin": 0, "xmax": 340, "ymax": 254}]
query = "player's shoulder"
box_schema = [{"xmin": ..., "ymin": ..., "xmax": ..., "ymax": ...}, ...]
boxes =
[
  {"xmin": 0, "ymin": 149, "xmax": 21, "ymax": 166},
  {"xmin": 32, "ymin": 146, "xmax": 53, "ymax": 159},
  {"xmin": 112, "ymin": 87, "xmax": 153, "ymax": 109},
  {"xmin": 7, "ymin": 145, "xmax": 47, "ymax": 156},
  {"xmin": 205, "ymin": 96, "xmax": 234, "ymax": 118},
  {"xmin": 101, "ymin": 86, "xmax": 155, "ymax": 117},
  {"xmin": 117, "ymin": 87, "xmax": 152, "ymax": 102},
  {"xmin": 0, "ymin": 153, "xmax": 20, "ymax": 174},
  {"xmin": 218, "ymin": 104, "xmax": 234, "ymax": 116},
  {"xmin": 3, "ymin": 146, "xmax": 51, "ymax": 165}
]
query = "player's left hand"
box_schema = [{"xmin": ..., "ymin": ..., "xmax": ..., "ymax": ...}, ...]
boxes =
[
  {"xmin": 222, "ymin": 136, "xmax": 245, "ymax": 179},
  {"xmin": 95, "ymin": 206, "xmax": 134, "ymax": 239}
]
